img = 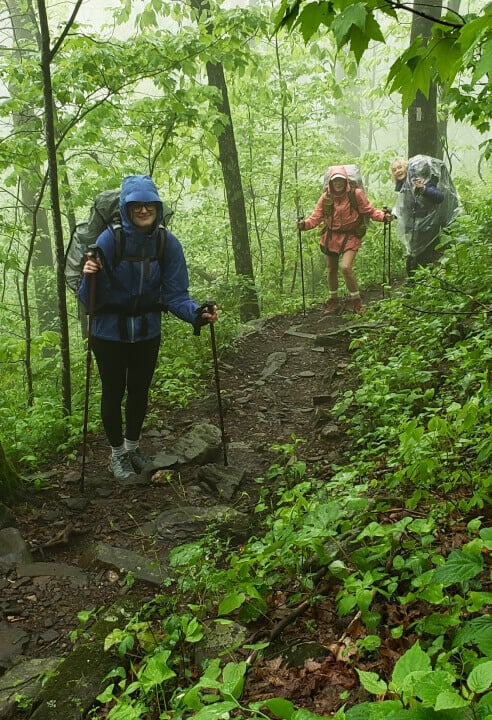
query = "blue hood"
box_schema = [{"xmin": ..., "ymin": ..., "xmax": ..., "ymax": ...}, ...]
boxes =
[{"xmin": 120, "ymin": 175, "xmax": 163, "ymax": 237}]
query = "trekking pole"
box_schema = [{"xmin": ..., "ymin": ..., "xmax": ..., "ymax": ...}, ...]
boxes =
[
  {"xmin": 382, "ymin": 205, "xmax": 388, "ymax": 298},
  {"xmin": 297, "ymin": 218, "xmax": 306, "ymax": 317},
  {"xmin": 387, "ymin": 213, "xmax": 392, "ymax": 290},
  {"xmin": 79, "ymin": 254, "xmax": 97, "ymax": 492},
  {"xmin": 193, "ymin": 302, "xmax": 228, "ymax": 466}
]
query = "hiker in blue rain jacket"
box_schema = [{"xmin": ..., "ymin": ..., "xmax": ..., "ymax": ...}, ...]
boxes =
[{"xmin": 79, "ymin": 174, "xmax": 218, "ymax": 480}]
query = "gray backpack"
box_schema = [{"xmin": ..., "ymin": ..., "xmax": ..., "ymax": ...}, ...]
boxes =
[{"xmin": 64, "ymin": 189, "xmax": 173, "ymax": 292}]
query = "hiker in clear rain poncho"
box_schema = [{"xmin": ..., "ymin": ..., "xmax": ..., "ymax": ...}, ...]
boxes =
[
  {"xmin": 79, "ymin": 174, "xmax": 218, "ymax": 481},
  {"xmin": 390, "ymin": 155, "xmax": 460, "ymax": 274},
  {"xmin": 297, "ymin": 165, "xmax": 394, "ymax": 315}
]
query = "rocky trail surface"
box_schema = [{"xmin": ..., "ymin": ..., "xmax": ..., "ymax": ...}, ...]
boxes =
[{"xmin": 0, "ymin": 291, "xmax": 385, "ymax": 718}]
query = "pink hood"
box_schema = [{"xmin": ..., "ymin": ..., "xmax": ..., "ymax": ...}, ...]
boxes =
[{"xmin": 326, "ymin": 165, "xmax": 350, "ymax": 193}]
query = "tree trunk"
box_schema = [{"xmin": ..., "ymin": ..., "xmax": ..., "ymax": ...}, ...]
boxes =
[
  {"xmin": 190, "ymin": 0, "xmax": 260, "ymax": 322},
  {"xmin": 0, "ymin": 441, "xmax": 23, "ymax": 503},
  {"xmin": 275, "ymin": 36, "xmax": 286, "ymax": 294},
  {"xmin": 408, "ymin": 0, "xmax": 442, "ymax": 158},
  {"xmin": 6, "ymin": 0, "xmax": 58, "ymax": 334},
  {"xmin": 36, "ymin": 0, "xmax": 72, "ymax": 415}
]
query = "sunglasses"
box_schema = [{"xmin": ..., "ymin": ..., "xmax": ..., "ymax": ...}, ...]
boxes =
[{"xmin": 128, "ymin": 202, "xmax": 158, "ymax": 212}]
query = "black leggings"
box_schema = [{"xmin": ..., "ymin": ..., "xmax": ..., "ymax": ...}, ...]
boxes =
[{"xmin": 91, "ymin": 336, "xmax": 161, "ymax": 447}]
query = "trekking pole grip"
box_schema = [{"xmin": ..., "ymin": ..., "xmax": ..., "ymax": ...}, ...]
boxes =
[{"xmin": 193, "ymin": 300, "xmax": 216, "ymax": 336}]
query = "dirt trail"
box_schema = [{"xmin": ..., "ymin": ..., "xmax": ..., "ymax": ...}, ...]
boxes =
[{"xmin": 2, "ymin": 292, "xmax": 383, "ymax": 677}]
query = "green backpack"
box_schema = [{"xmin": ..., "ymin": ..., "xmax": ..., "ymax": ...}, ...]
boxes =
[{"xmin": 64, "ymin": 189, "xmax": 173, "ymax": 292}]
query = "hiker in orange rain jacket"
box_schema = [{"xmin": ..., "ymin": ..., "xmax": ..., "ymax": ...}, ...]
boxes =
[{"xmin": 297, "ymin": 165, "xmax": 393, "ymax": 315}]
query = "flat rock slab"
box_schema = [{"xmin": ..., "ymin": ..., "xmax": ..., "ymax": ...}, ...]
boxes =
[
  {"xmin": 283, "ymin": 327, "xmax": 317, "ymax": 340},
  {"xmin": 260, "ymin": 352, "xmax": 288, "ymax": 379},
  {"xmin": 0, "ymin": 657, "xmax": 61, "ymax": 719},
  {"xmin": 150, "ymin": 504, "xmax": 250, "ymax": 543},
  {"xmin": 16, "ymin": 562, "xmax": 88, "ymax": 586},
  {"xmin": 196, "ymin": 464, "xmax": 246, "ymax": 500},
  {"xmin": 81, "ymin": 543, "xmax": 167, "ymax": 586},
  {"xmin": 0, "ymin": 527, "xmax": 32, "ymax": 569},
  {"xmin": 0, "ymin": 622, "xmax": 30, "ymax": 670},
  {"xmin": 173, "ymin": 423, "xmax": 223, "ymax": 465},
  {"xmin": 29, "ymin": 601, "xmax": 137, "ymax": 720}
]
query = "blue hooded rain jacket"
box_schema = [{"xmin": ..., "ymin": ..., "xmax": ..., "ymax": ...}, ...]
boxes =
[{"xmin": 78, "ymin": 175, "xmax": 200, "ymax": 342}]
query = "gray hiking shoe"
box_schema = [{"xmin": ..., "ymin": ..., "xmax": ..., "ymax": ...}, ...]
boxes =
[
  {"xmin": 128, "ymin": 447, "xmax": 152, "ymax": 473},
  {"xmin": 109, "ymin": 452, "xmax": 136, "ymax": 480}
]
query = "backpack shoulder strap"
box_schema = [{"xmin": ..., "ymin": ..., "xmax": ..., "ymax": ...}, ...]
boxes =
[
  {"xmin": 110, "ymin": 215, "xmax": 124, "ymax": 266},
  {"xmin": 156, "ymin": 224, "xmax": 167, "ymax": 264},
  {"xmin": 109, "ymin": 221, "xmax": 166, "ymax": 267},
  {"xmin": 348, "ymin": 187, "xmax": 360, "ymax": 213}
]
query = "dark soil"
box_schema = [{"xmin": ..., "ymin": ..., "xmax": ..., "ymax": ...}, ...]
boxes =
[{"xmin": 3, "ymin": 289, "xmax": 388, "ymax": 717}]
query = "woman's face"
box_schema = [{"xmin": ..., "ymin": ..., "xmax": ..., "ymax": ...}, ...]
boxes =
[
  {"xmin": 392, "ymin": 162, "xmax": 408, "ymax": 181},
  {"xmin": 330, "ymin": 177, "xmax": 346, "ymax": 193},
  {"xmin": 128, "ymin": 202, "xmax": 158, "ymax": 230}
]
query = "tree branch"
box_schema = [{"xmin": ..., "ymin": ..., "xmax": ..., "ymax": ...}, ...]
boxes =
[
  {"xmin": 381, "ymin": 0, "xmax": 464, "ymax": 28},
  {"xmin": 50, "ymin": 0, "xmax": 84, "ymax": 60}
]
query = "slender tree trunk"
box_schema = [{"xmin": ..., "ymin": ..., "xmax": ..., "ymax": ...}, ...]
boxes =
[
  {"xmin": 204, "ymin": 61, "xmax": 260, "ymax": 320},
  {"xmin": 0, "ymin": 440, "xmax": 23, "ymax": 502},
  {"xmin": 6, "ymin": 0, "xmax": 57, "ymax": 333},
  {"xmin": 36, "ymin": 0, "xmax": 72, "ymax": 414},
  {"xmin": 438, "ymin": 0, "xmax": 461, "ymax": 170},
  {"xmin": 408, "ymin": 0, "xmax": 442, "ymax": 157},
  {"xmin": 190, "ymin": 0, "xmax": 259, "ymax": 321},
  {"xmin": 274, "ymin": 36, "xmax": 286, "ymax": 294}
]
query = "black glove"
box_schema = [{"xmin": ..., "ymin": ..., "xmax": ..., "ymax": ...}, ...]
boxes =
[{"xmin": 193, "ymin": 301, "xmax": 216, "ymax": 336}]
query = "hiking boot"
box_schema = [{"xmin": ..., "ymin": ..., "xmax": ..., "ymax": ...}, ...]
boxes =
[
  {"xmin": 352, "ymin": 298, "xmax": 365, "ymax": 314},
  {"xmin": 127, "ymin": 447, "xmax": 152, "ymax": 473},
  {"xmin": 108, "ymin": 452, "xmax": 137, "ymax": 480},
  {"xmin": 324, "ymin": 298, "xmax": 340, "ymax": 315}
]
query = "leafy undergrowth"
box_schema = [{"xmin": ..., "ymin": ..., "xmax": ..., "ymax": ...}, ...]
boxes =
[{"xmin": 84, "ymin": 211, "xmax": 491, "ymax": 719}]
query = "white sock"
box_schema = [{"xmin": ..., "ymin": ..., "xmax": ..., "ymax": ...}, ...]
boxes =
[
  {"xmin": 350, "ymin": 292, "xmax": 361, "ymax": 299},
  {"xmin": 111, "ymin": 444, "xmax": 126, "ymax": 459},
  {"xmin": 124, "ymin": 439, "xmax": 139, "ymax": 452},
  {"xmin": 329, "ymin": 291, "xmax": 338, "ymax": 299}
]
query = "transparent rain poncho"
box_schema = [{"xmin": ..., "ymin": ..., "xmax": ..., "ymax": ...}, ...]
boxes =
[{"xmin": 393, "ymin": 155, "xmax": 460, "ymax": 258}]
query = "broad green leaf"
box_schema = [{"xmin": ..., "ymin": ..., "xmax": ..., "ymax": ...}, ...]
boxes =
[
  {"xmin": 348, "ymin": 25, "xmax": 371, "ymax": 63},
  {"xmin": 183, "ymin": 616, "xmax": 203, "ymax": 642},
  {"xmin": 181, "ymin": 684, "xmax": 203, "ymax": 712},
  {"xmin": 412, "ymin": 670, "xmax": 456, "ymax": 705},
  {"xmin": 481, "ymin": 526, "xmax": 492, "ymax": 550},
  {"xmin": 297, "ymin": 2, "xmax": 333, "ymax": 43},
  {"xmin": 218, "ymin": 592, "xmax": 246, "ymax": 615},
  {"xmin": 432, "ymin": 550, "xmax": 484, "ymax": 586},
  {"xmin": 392, "ymin": 642, "xmax": 431, "ymax": 692},
  {"xmin": 434, "ymin": 690, "xmax": 470, "ymax": 711},
  {"xmin": 221, "ymin": 661, "xmax": 247, "ymax": 700},
  {"xmin": 193, "ymin": 701, "xmax": 238, "ymax": 720},
  {"xmin": 138, "ymin": 650, "xmax": 176, "ymax": 693},
  {"xmin": 332, "ymin": 5, "xmax": 367, "ymax": 44},
  {"xmin": 466, "ymin": 592, "xmax": 492, "ymax": 613},
  {"xmin": 106, "ymin": 699, "xmax": 149, "ymax": 719},
  {"xmin": 477, "ymin": 691, "xmax": 492, "ymax": 717},
  {"xmin": 356, "ymin": 669, "xmax": 387, "ymax": 695},
  {"xmin": 453, "ymin": 616, "xmax": 492, "ymax": 657},
  {"xmin": 264, "ymin": 697, "xmax": 295, "ymax": 718},
  {"xmin": 293, "ymin": 710, "xmax": 334, "ymax": 720},
  {"xmin": 344, "ymin": 700, "xmax": 402, "ymax": 719},
  {"xmin": 468, "ymin": 661, "xmax": 492, "ymax": 694},
  {"xmin": 458, "ymin": 15, "xmax": 491, "ymax": 55}
]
